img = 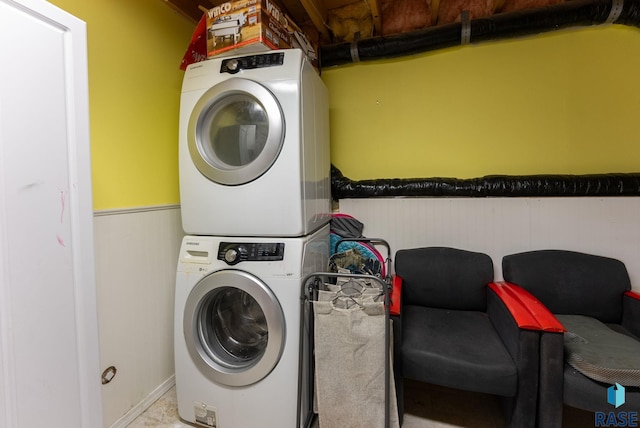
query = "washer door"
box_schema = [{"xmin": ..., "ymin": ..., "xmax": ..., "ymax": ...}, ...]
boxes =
[
  {"xmin": 187, "ymin": 78, "xmax": 285, "ymax": 186},
  {"xmin": 183, "ymin": 270, "xmax": 285, "ymax": 387}
]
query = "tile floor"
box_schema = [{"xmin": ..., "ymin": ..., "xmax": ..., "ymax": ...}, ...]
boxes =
[{"xmin": 128, "ymin": 379, "xmax": 595, "ymax": 427}]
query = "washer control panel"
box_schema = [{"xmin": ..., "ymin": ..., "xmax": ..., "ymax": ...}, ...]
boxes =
[
  {"xmin": 220, "ymin": 52, "xmax": 285, "ymax": 74},
  {"xmin": 218, "ymin": 242, "xmax": 285, "ymax": 265}
]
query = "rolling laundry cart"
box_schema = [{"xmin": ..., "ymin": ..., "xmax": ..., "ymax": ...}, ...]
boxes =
[{"xmin": 301, "ymin": 239, "xmax": 399, "ymax": 428}]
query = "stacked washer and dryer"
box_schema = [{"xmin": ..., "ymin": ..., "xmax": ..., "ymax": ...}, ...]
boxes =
[{"xmin": 174, "ymin": 49, "xmax": 331, "ymax": 428}]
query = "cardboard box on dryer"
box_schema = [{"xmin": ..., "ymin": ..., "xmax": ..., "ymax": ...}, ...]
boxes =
[{"xmin": 205, "ymin": 0, "xmax": 292, "ymax": 57}]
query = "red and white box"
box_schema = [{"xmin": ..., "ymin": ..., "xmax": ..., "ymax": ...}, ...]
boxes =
[{"xmin": 205, "ymin": 0, "xmax": 292, "ymax": 58}]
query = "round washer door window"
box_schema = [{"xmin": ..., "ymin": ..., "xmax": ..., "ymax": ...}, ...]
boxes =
[
  {"xmin": 183, "ymin": 270, "xmax": 285, "ymax": 387},
  {"xmin": 187, "ymin": 78, "xmax": 285, "ymax": 186}
]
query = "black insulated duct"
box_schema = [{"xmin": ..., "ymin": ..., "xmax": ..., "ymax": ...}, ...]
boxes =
[
  {"xmin": 323, "ymin": 1, "xmax": 640, "ymax": 198},
  {"xmin": 320, "ymin": 0, "xmax": 640, "ymax": 67},
  {"xmin": 331, "ymin": 165, "xmax": 640, "ymax": 198}
]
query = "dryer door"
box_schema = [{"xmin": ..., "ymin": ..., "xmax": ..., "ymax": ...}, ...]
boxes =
[
  {"xmin": 183, "ymin": 269, "xmax": 285, "ymax": 387},
  {"xmin": 187, "ymin": 78, "xmax": 284, "ymax": 185}
]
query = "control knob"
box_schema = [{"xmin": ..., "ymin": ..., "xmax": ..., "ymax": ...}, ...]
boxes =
[
  {"xmin": 224, "ymin": 248, "xmax": 239, "ymax": 264},
  {"xmin": 226, "ymin": 59, "xmax": 240, "ymax": 73}
]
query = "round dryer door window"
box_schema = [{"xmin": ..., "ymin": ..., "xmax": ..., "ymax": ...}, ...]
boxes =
[
  {"xmin": 187, "ymin": 78, "xmax": 285, "ymax": 186},
  {"xmin": 183, "ymin": 270, "xmax": 285, "ymax": 387}
]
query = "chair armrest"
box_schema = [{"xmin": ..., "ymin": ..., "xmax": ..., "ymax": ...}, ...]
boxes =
[
  {"xmin": 487, "ymin": 280, "xmax": 567, "ymax": 370},
  {"xmin": 389, "ymin": 276, "xmax": 403, "ymax": 420},
  {"xmin": 622, "ymin": 290, "xmax": 640, "ymax": 337},
  {"xmin": 490, "ymin": 281, "xmax": 565, "ymax": 333},
  {"xmin": 486, "ymin": 282, "xmax": 544, "ymax": 359},
  {"xmin": 486, "ymin": 282, "xmax": 542, "ymax": 427},
  {"xmin": 490, "ymin": 281, "xmax": 565, "ymax": 428},
  {"xmin": 488, "ymin": 282, "xmax": 540, "ymax": 331},
  {"xmin": 390, "ymin": 275, "xmax": 402, "ymax": 316},
  {"xmin": 625, "ymin": 290, "xmax": 640, "ymax": 300}
]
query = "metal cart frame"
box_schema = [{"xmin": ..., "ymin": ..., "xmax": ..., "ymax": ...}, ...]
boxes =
[{"xmin": 301, "ymin": 238, "xmax": 392, "ymax": 428}]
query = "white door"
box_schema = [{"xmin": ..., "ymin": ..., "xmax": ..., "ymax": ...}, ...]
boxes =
[{"xmin": 0, "ymin": 0, "xmax": 103, "ymax": 427}]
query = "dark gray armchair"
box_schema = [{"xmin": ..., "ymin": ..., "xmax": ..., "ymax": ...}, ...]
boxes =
[
  {"xmin": 503, "ymin": 249, "xmax": 640, "ymax": 428},
  {"xmin": 394, "ymin": 247, "xmax": 543, "ymax": 428}
]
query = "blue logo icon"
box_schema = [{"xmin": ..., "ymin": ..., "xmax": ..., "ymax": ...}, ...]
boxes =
[
  {"xmin": 596, "ymin": 383, "xmax": 638, "ymax": 427},
  {"xmin": 609, "ymin": 383, "xmax": 626, "ymax": 409}
]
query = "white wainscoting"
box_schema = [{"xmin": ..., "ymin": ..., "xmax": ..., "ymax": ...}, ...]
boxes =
[
  {"xmin": 93, "ymin": 205, "xmax": 184, "ymax": 427},
  {"xmin": 90, "ymin": 197, "xmax": 640, "ymax": 426},
  {"xmin": 339, "ymin": 197, "xmax": 640, "ymax": 290}
]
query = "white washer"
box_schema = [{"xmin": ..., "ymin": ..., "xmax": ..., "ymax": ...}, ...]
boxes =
[
  {"xmin": 174, "ymin": 225, "xmax": 328, "ymax": 428},
  {"xmin": 179, "ymin": 49, "xmax": 331, "ymax": 237}
]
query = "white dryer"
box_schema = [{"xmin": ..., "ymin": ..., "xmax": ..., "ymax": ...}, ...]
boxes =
[
  {"xmin": 179, "ymin": 49, "xmax": 331, "ymax": 237},
  {"xmin": 174, "ymin": 225, "xmax": 329, "ymax": 428}
]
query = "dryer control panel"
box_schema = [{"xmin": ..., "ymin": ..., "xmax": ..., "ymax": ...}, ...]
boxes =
[
  {"xmin": 220, "ymin": 52, "xmax": 285, "ymax": 74},
  {"xmin": 218, "ymin": 242, "xmax": 285, "ymax": 265}
]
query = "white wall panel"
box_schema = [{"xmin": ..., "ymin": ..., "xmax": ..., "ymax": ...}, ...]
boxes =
[
  {"xmin": 90, "ymin": 197, "xmax": 640, "ymax": 426},
  {"xmin": 93, "ymin": 206, "xmax": 183, "ymax": 427},
  {"xmin": 339, "ymin": 197, "xmax": 640, "ymax": 288}
]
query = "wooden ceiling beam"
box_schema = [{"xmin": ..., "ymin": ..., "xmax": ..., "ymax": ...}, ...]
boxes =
[
  {"xmin": 287, "ymin": 0, "xmax": 332, "ymax": 41},
  {"xmin": 367, "ymin": 0, "xmax": 381, "ymax": 35},
  {"xmin": 163, "ymin": 0, "xmax": 217, "ymax": 23}
]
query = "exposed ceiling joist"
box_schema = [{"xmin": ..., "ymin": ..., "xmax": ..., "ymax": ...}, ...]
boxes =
[
  {"xmin": 280, "ymin": 0, "xmax": 332, "ymax": 40},
  {"xmin": 163, "ymin": 0, "xmax": 575, "ymax": 47}
]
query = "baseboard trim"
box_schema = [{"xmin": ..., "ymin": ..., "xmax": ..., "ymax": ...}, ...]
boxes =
[{"xmin": 108, "ymin": 375, "xmax": 176, "ymax": 428}]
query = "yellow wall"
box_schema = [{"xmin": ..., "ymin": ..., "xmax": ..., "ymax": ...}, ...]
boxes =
[
  {"xmin": 40, "ymin": 1, "xmax": 640, "ymax": 206},
  {"xmin": 323, "ymin": 25, "xmax": 640, "ymax": 180},
  {"xmin": 49, "ymin": 0, "xmax": 194, "ymax": 210}
]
